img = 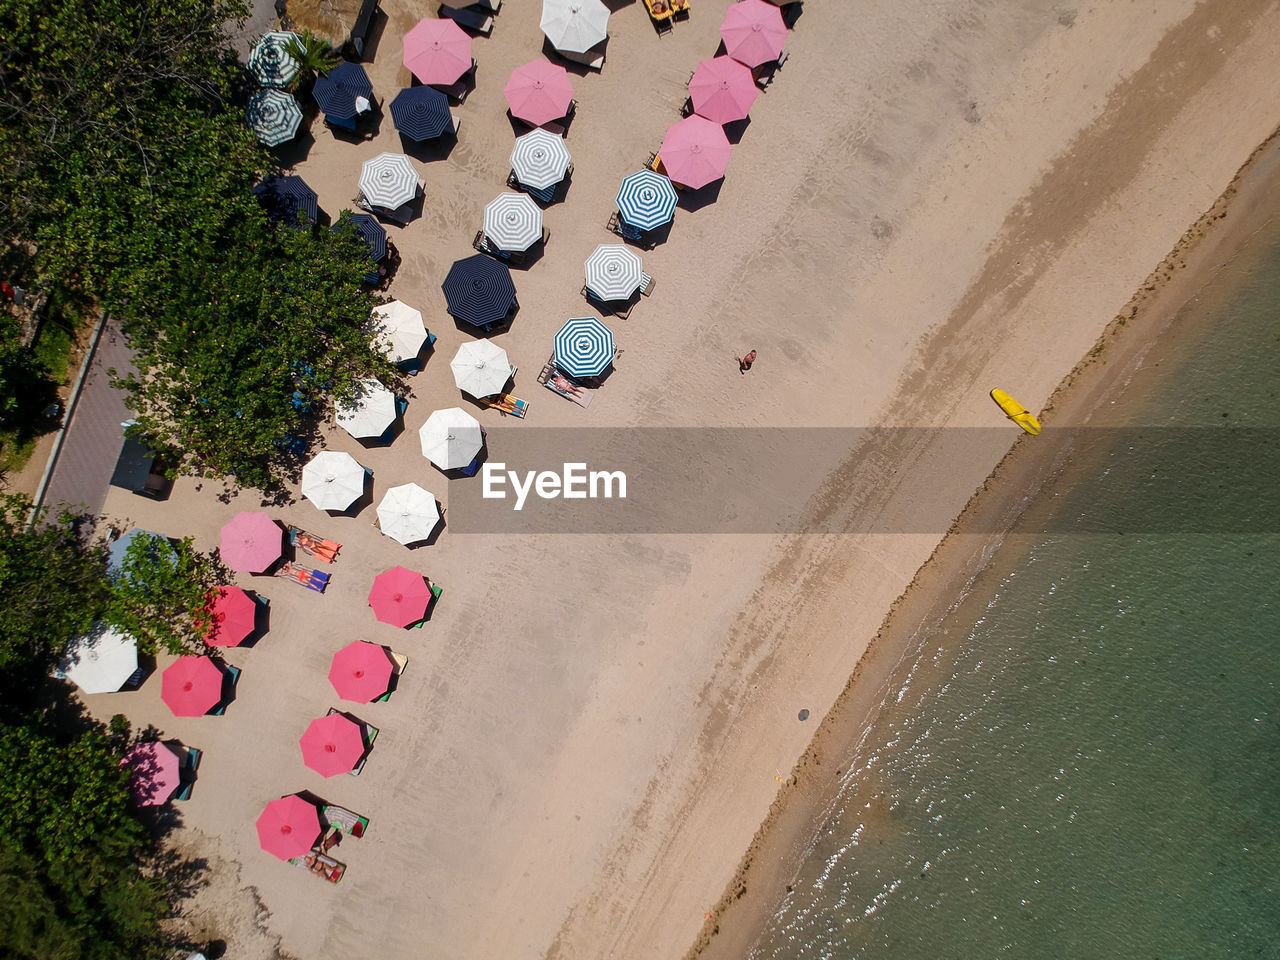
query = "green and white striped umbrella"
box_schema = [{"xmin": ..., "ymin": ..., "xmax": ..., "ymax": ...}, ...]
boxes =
[
  {"xmin": 249, "ymin": 32, "xmax": 302, "ymax": 88},
  {"xmin": 245, "ymin": 89, "xmax": 303, "ymax": 147}
]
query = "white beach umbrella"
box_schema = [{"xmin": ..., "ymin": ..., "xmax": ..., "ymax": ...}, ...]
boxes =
[
  {"xmin": 301, "ymin": 450, "xmax": 367, "ymax": 511},
  {"xmin": 55, "ymin": 624, "xmax": 138, "ymax": 695},
  {"xmin": 376, "ymin": 483, "xmax": 441, "ymax": 545},
  {"xmin": 419, "ymin": 407, "xmax": 484, "ymax": 471},
  {"xmin": 358, "ymin": 152, "xmax": 420, "ymax": 210},
  {"xmin": 483, "ymin": 193, "xmax": 543, "ymax": 252},
  {"xmin": 540, "ymin": 0, "xmax": 610, "ymax": 54},
  {"xmin": 509, "ymin": 129, "xmax": 572, "ymax": 191},
  {"xmin": 335, "ymin": 378, "xmax": 397, "ymax": 439},
  {"xmin": 584, "ymin": 244, "xmax": 643, "ymax": 301},
  {"xmin": 450, "ymin": 339, "xmax": 511, "ymax": 398},
  {"xmin": 365, "ymin": 300, "xmax": 426, "ymax": 362}
]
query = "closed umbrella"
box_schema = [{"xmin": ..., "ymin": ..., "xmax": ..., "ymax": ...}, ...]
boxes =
[
  {"xmin": 540, "ymin": 0, "xmax": 610, "ymax": 54},
  {"xmin": 335, "ymin": 378, "xmax": 397, "ymax": 438},
  {"xmin": 120, "ymin": 742, "xmax": 182, "ymax": 806},
  {"xmin": 257, "ymin": 795, "xmax": 321, "ymax": 860},
  {"xmin": 245, "ymin": 89, "xmax": 303, "ymax": 146},
  {"xmin": 312, "ymin": 61, "xmax": 374, "ymax": 124},
  {"xmin": 403, "ymin": 17, "xmax": 473, "ymax": 86},
  {"xmin": 376, "ymin": 483, "xmax": 441, "ymax": 545},
  {"xmin": 510, "ymin": 129, "xmax": 572, "ymax": 191},
  {"xmin": 329, "ymin": 640, "xmax": 396, "ymax": 702},
  {"xmin": 719, "ymin": 0, "xmax": 787, "ymax": 68},
  {"xmin": 365, "ymin": 300, "xmax": 426, "ymax": 362},
  {"xmin": 368, "ymin": 566, "xmax": 432, "ymax": 628},
  {"xmin": 333, "ymin": 214, "xmax": 386, "ymax": 262},
  {"xmin": 504, "ymin": 60, "xmax": 574, "ymax": 125},
  {"xmin": 419, "ymin": 407, "xmax": 483, "ymax": 471},
  {"xmin": 55, "ymin": 624, "xmax": 138, "ymax": 695},
  {"xmin": 450, "ymin": 339, "xmax": 511, "ymax": 398},
  {"xmin": 253, "ymin": 175, "xmax": 318, "ymax": 226},
  {"xmin": 390, "ymin": 85, "xmax": 454, "ymax": 141},
  {"xmin": 441, "ymin": 256, "xmax": 517, "ymax": 329},
  {"xmin": 248, "ymin": 32, "xmax": 302, "ymax": 88},
  {"xmin": 584, "ymin": 244, "xmax": 643, "ymax": 301},
  {"xmin": 359, "ymin": 153, "xmax": 420, "ymax": 211},
  {"xmin": 299, "ymin": 714, "xmax": 366, "ymax": 777},
  {"xmin": 219, "ymin": 512, "xmax": 283, "ymax": 573},
  {"xmin": 161, "ymin": 656, "xmax": 224, "ymax": 718},
  {"xmin": 301, "ymin": 451, "xmax": 367, "ymax": 511},
  {"xmin": 688, "ymin": 56, "xmax": 759, "ymax": 124},
  {"xmin": 659, "ymin": 115, "xmax": 732, "ymax": 189},
  {"xmin": 483, "ymin": 193, "xmax": 543, "ymax": 252},
  {"xmin": 615, "ymin": 169, "xmax": 678, "ymax": 231},
  {"xmin": 205, "ymin": 586, "xmax": 256, "ymax": 647},
  {"xmin": 554, "ymin": 316, "xmax": 615, "ymax": 378}
]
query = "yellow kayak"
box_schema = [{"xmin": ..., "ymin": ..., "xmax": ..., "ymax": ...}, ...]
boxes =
[{"xmin": 990, "ymin": 388, "xmax": 1042, "ymax": 435}]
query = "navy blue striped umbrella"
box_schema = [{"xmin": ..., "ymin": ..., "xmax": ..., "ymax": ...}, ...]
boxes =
[
  {"xmin": 253, "ymin": 175, "xmax": 318, "ymax": 227},
  {"xmin": 313, "ymin": 62, "xmax": 374, "ymax": 123},
  {"xmin": 554, "ymin": 317, "xmax": 614, "ymax": 379},
  {"xmin": 441, "ymin": 256, "xmax": 517, "ymax": 329},
  {"xmin": 390, "ymin": 86, "xmax": 453, "ymax": 141},
  {"xmin": 333, "ymin": 213, "xmax": 387, "ymax": 261},
  {"xmin": 616, "ymin": 170, "xmax": 678, "ymax": 231}
]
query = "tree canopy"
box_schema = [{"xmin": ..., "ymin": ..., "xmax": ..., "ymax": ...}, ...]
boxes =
[{"xmin": 105, "ymin": 532, "xmax": 220, "ymax": 656}]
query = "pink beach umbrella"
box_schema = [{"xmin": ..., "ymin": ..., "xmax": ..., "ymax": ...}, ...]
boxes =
[
  {"xmin": 161, "ymin": 656, "xmax": 224, "ymax": 717},
  {"xmin": 119, "ymin": 741, "xmax": 182, "ymax": 807},
  {"xmin": 368, "ymin": 566, "xmax": 433, "ymax": 628},
  {"xmin": 403, "ymin": 17, "xmax": 473, "ymax": 86},
  {"xmin": 504, "ymin": 60, "xmax": 574, "ymax": 126},
  {"xmin": 688, "ymin": 55, "xmax": 759, "ymax": 124},
  {"xmin": 219, "ymin": 512, "xmax": 282, "ymax": 574},
  {"xmin": 719, "ymin": 0, "xmax": 787, "ymax": 68},
  {"xmin": 204, "ymin": 586, "xmax": 256, "ymax": 647},
  {"xmin": 659, "ymin": 115, "xmax": 733, "ymax": 189},
  {"xmin": 328, "ymin": 640, "xmax": 396, "ymax": 702},
  {"xmin": 299, "ymin": 713, "xmax": 366, "ymax": 777},
  {"xmin": 256, "ymin": 795, "xmax": 322, "ymax": 861}
]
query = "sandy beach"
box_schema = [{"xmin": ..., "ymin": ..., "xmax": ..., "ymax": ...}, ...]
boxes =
[{"xmin": 68, "ymin": 1, "xmax": 1280, "ymax": 958}]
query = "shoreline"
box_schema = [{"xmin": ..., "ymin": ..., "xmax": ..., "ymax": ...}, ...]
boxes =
[{"xmin": 687, "ymin": 127, "xmax": 1280, "ymax": 960}]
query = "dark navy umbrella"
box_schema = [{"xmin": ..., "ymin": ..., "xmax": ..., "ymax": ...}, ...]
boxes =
[
  {"xmin": 333, "ymin": 213, "xmax": 387, "ymax": 261},
  {"xmin": 390, "ymin": 86, "xmax": 453, "ymax": 142},
  {"xmin": 441, "ymin": 255, "xmax": 517, "ymax": 329},
  {"xmin": 253, "ymin": 175, "xmax": 319, "ymax": 227},
  {"xmin": 313, "ymin": 62, "xmax": 374, "ymax": 124}
]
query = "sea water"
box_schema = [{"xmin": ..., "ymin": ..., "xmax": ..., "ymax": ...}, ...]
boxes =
[{"xmin": 750, "ymin": 229, "xmax": 1280, "ymax": 958}]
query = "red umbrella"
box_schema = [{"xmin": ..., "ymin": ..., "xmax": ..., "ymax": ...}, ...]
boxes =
[
  {"xmin": 367, "ymin": 566, "xmax": 432, "ymax": 628},
  {"xmin": 719, "ymin": 0, "xmax": 787, "ymax": 68},
  {"xmin": 504, "ymin": 60, "xmax": 574, "ymax": 126},
  {"xmin": 161, "ymin": 656, "xmax": 224, "ymax": 717},
  {"xmin": 403, "ymin": 17, "xmax": 473, "ymax": 86},
  {"xmin": 219, "ymin": 512, "xmax": 282, "ymax": 573},
  {"xmin": 299, "ymin": 714, "xmax": 366, "ymax": 777},
  {"xmin": 204, "ymin": 586, "xmax": 256, "ymax": 647},
  {"xmin": 329, "ymin": 640, "xmax": 395, "ymax": 702},
  {"xmin": 659, "ymin": 115, "xmax": 733, "ymax": 189},
  {"xmin": 688, "ymin": 55, "xmax": 759, "ymax": 125},
  {"xmin": 256, "ymin": 795, "xmax": 321, "ymax": 861},
  {"xmin": 119, "ymin": 742, "xmax": 182, "ymax": 806}
]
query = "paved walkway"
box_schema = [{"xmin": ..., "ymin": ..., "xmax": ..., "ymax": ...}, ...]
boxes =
[{"xmin": 41, "ymin": 319, "xmax": 136, "ymax": 517}]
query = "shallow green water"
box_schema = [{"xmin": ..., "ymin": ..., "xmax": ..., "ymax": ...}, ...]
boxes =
[{"xmin": 750, "ymin": 229, "xmax": 1280, "ymax": 958}]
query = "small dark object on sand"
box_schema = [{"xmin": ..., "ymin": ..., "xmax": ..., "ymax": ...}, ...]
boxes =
[{"xmin": 798, "ymin": 708, "xmax": 809, "ymax": 721}]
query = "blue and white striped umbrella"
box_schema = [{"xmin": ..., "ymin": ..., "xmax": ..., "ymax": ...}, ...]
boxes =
[
  {"xmin": 554, "ymin": 316, "xmax": 614, "ymax": 379},
  {"xmin": 584, "ymin": 244, "xmax": 642, "ymax": 301},
  {"xmin": 359, "ymin": 153, "xmax": 420, "ymax": 210},
  {"xmin": 249, "ymin": 32, "xmax": 302, "ymax": 88},
  {"xmin": 509, "ymin": 129, "xmax": 572, "ymax": 191},
  {"xmin": 390, "ymin": 86, "xmax": 453, "ymax": 141},
  {"xmin": 245, "ymin": 89, "xmax": 303, "ymax": 147},
  {"xmin": 483, "ymin": 193, "xmax": 543, "ymax": 252},
  {"xmin": 616, "ymin": 169, "xmax": 678, "ymax": 231}
]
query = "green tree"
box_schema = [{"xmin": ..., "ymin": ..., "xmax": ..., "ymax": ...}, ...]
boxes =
[
  {"xmin": 284, "ymin": 28, "xmax": 340, "ymax": 84},
  {"xmin": 105, "ymin": 533, "xmax": 218, "ymax": 655}
]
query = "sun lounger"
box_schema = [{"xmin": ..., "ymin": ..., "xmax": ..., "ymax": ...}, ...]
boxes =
[
  {"xmin": 441, "ymin": 4, "xmax": 494, "ymax": 34},
  {"xmin": 274, "ymin": 561, "xmax": 330, "ymax": 593},
  {"xmin": 321, "ymin": 804, "xmax": 370, "ymax": 839},
  {"xmin": 289, "ymin": 527, "xmax": 341, "ymax": 563},
  {"xmin": 557, "ymin": 45, "xmax": 605, "ymax": 71},
  {"xmin": 375, "ymin": 651, "xmax": 408, "ymax": 701},
  {"xmin": 541, "ymin": 372, "xmax": 593, "ymax": 408},
  {"xmin": 640, "ymin": 273, "xmax": 656, "ymax": 297},
  {"xmin": 174, "ymin": 747, "xmax": 200, "ymax": 801},
  {"xmin": 289, "ymin": 850, "xmax": 346, "ymax": 883},
  {"xmin": 479, "ymin": 394, "xmax": 528, "ymax": 417}
]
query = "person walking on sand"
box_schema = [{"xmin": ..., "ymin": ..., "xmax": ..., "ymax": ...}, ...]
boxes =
[{"xmin": 737, "ymin": 349, "xmax": 757, "ymax": 374}]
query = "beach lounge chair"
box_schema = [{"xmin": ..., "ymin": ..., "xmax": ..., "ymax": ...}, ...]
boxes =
[
  {"xmin": 273, "ymin": 561, "xmax": 330, "ymax": 593},
  {"xmin": 606, "ymin": 211, "xmax": 652, "ymax": 248},
  {"xmin": 640, "ymin": 273, "xmax": 656, "ymax": 297},
  {"xmin": 473, "ymin": 230, "xmax": 514, "ymax": 262},
  {"xmin": 210, "ymin": 665, "xmax": 240, "ymax": 716},
  {"xmin": 541, "ymin": 370, "xmax": 593, "ymax": 408},
  {"xmin": 441, "ymin": 4, "xmax": 494, "ymax": 34},
  {"xmin": 479, "ymin": 394, "xmax": 528, "ymax": 417},
  {"xmin": 289, "ymin": 851, "xmax": 346, "ymax": 883},
  {"xmin": 375, "ymin": 652, "xmax": 408, "ymax": 701},
  {"xmin": 289, "ymin": 526, "xmax": 342, "ymax": 563},
  {"xmin": 321, "ymin": 804, "xmax": 371, "ymax": 839},
  {"xmin": 172, "ymin": 746, "xmax": 200, "ymax": 801}
]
